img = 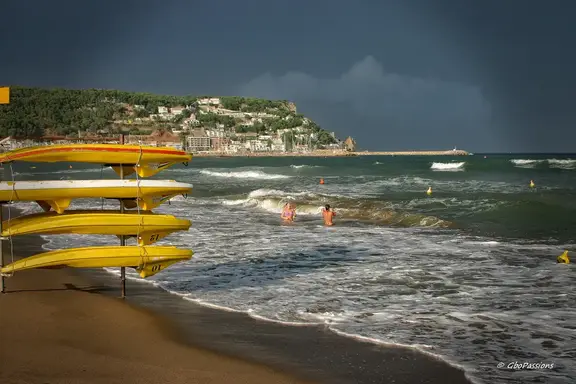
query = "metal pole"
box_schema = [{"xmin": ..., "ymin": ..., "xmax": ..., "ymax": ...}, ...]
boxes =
[
  {"xmin": 119, "ymin": 134, "xmax": 126, "ymax": 298},
  {"xmin": 0, "ymin": 204, "xmax": 4, "ymax": 294}
]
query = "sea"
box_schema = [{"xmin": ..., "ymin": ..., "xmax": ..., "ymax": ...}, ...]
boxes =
[{"xmin": 5, "ymin": 154, "xmax": 576, "ymax": 384}]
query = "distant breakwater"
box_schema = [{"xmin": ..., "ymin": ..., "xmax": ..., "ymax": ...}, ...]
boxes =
[
  {"xmin": 354, "ymin": 150, "xmax": 469, "ymax": 156},
  {"xmin": 192, "ymin": 149, "xmax": 469, "ymax": 157}
]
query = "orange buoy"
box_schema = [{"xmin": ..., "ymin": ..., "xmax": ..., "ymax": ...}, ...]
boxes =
[{"xmin": 319, "ymin": 178, "xmax": 325, "ymax": 185}]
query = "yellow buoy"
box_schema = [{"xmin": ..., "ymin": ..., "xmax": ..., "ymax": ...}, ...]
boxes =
[
  {"xmin": 557, "ymin": 250, "xmax": 570, "ymax": 264},
  {"xmin": 426, "ymin": 187, "xmax": 432, "ymax": 195},
  {"xmin": 529, "ymin": 180, "xmax": 535, "ymax": 188}
]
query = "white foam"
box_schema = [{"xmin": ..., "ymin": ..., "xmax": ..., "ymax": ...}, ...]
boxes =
[
  {"xmin": 199, "ymin": 169, "xmax": 290, "ymax": 179},
  {"xmin": 430, "ymin": 162, "xmax": 466, "ymax": 171},
  {"xmin": 510, "ymin": 159, "xmax": 544, "ymax": 166},
  {"xmin": 290, "ymin": 164, "xmax": 320, "ymax": 169},
  {"xmin": 219, "ymin": 188, "xmax": 328, "ymax": 215},
  {"xmin": 7, "ymin": 201, "xmax": 42, "ymax": 216},
  {"xmin": 548, "ymin": 158, "xmax": 576, "ymax": 169},
  {"xmin": 464, "ymin": 240, "xmax": 500, "ymax": 246},
  {"xmin": 183, "ymin": 296, "xmax": 253, "ymax": 313},
  {"xmin": 247, "ymin": 311, "xmax": 322, "ymax": 327},
  {"xmin": 247, "ymin": 188, "xmax": 312, "ymax": 199},
  {"xmin": 508, "ymin": 158, "xmax": 576, "ymax": 169},
  {"xmin": 547, "ymin": 159, "xmax": 576, "ymax": 165},
  {"xmin": 221, "ymin": 198, "xmax": 250, "ymax": 206},
  {"xmin": 221, "ymin": 196, "xmax": 322, "ymax": 215}
]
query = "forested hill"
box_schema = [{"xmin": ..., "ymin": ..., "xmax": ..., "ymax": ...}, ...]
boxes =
[{"xmin": 0, "ymin": 86, "xmax": 338, "ymax": 145}]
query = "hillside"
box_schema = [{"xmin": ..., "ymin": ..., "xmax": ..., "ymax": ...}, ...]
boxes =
[{"xmin": 0, "ymin": 86, "xmax": 340, "ymax": 148}]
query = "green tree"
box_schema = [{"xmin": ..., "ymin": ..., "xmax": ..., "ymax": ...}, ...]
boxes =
[
  {"xmin": 282, "ymin": 131, "xmax": 295, "ymax": 151},
  {"xmin": 317, "ymin": 130, "xmax": 336, "ymax": 145},
  {"xmin": 253, "ymin": 122, "xmax": 267, "ymax": 134},
  {"xmin": 287, "ymin": 116, "xmax": 303, "ymax": 128},
  {"xmin": 235, "ymin": 125, "xmax": 247, "ymax": 133},
  {"xmin": 134, "ymin": 108, "xmax": 149, "ymax": 118},
  {"xmin": 220, "ymin": 96, "xmax": 243, "ymax": 110},
  {"xmin": 0, "ymin": 86, "xmax": 343, "ymax": 144}
]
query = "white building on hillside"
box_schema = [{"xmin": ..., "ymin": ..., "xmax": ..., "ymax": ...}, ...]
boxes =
[
  {"xmin": 170, "ymin": 106, "xmax": 186, "ymax": 115},
  {"xmin": 197, "ymin": 97, "xmax": 221, "ymax": 105}
]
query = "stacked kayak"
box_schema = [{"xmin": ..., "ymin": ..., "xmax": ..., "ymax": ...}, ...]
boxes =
[{"xmin": 0, "ymin": 144, "xmax": 194, "ymax": 285}]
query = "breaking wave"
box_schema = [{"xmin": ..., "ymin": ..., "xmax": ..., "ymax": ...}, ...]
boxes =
[
  {"xmin": 430, "ymin": 162, "xmax": 466, "ymax": 171},
  {"xmin": 199, "ymin": 169, "xmax": 290, "ymax": 179},
  {"xmin": 290, "ymin": 164, "xmax": 321, "ymax": 169},
  {"xmin": 548, "ymin": 159, "xmax": 576, "ymax": 169},
  {"xmin": 221, "ymin": 188, "xmax": 452, "ymax": 228},
  {"xmin": 510, "ymin": 159, "xmax": 545, "ymax": 168},
  {"xmin": 510, "ymin": 158, "xmax": 576, "ymax": 169}
]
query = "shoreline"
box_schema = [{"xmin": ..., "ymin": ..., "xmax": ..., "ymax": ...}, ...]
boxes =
[
  {"xmin": 192, "ymin": 150, "xmax": 470, "ymax": 158},
  {"xmin": 78, "ymin": 267, "xmax": 475, "ymax": 384},
  {"xmin": 0, "ymin": 207, "xmax": 311, "ymax": 384},
  {"xmin": 1, "ymin": 206, "xmax": 474, "ymax": 384},
  {"xmin": 74, "ymin": 268, "xmax": 475, "ymax": 384}
]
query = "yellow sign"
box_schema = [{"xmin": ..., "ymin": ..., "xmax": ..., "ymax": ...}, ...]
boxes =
[{"xmin": 0, "ymin": 87, "xmax": 9, "ymax": 104}]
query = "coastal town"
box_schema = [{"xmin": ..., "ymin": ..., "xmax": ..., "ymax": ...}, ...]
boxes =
[
  {"xmin": 118, "ymin": 97, "xmax": 358, "ymax": 155},
  {"xmin": 0, "ymin": 87, "xmax": 469, "ymax": 156},
  {"xmin": 0, "ymin": 88, "xmax": 358, "ymax": 155}
]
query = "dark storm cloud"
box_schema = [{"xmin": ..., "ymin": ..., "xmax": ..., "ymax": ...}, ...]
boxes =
[
  {"xmin": 238, "ymin": 56, "xmax": 493, "ymax": 150},
  {"xmin": 0, "ymin": 0, "xmax": 151, "ymax": 87},
  {"xmin": 1, "ymin": 0, "xmax": 576, "ymax": 152},
  {"xmin": 427, "ymin": 0, "xmax": 576, "ymax": 152},
  {"xmin": 235, "ymin": 0, "xmax": 576, "ymax": 152}
]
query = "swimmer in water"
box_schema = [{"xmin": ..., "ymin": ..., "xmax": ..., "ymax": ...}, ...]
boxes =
[
  {"xmin": 321, "ymin": 204, "xmax": 336, "ymax": 226},
  {"xmin": 281, "ymin": 203, "xmax": 296, "ymax": 222}
]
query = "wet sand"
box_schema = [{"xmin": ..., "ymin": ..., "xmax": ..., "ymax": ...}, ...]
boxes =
[
  {"xmin": 0, "ymin": 225, "xmax": 311, "ymax": 383},
  {"xmin": 0, "ymin": 207, "xmax": 474, "ymax": 384}
]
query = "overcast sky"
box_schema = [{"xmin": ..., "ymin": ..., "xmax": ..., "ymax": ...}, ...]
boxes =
[{"xmin": 1, "ymin": 0, "xmax": 575, "ymax": 152}]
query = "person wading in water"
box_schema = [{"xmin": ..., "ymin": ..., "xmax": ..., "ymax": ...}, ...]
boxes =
[
  {"xmin": 321, "ymin": 204, "xmax": 336, "ymax": 226},
  {"xmin": 281, "ymin": 203, "xmax": 296, "ymax": 222}
]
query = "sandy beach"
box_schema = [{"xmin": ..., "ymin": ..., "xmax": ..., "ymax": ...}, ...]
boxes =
[
  {"xmin": 0, "ymin": 207, "xmax": 473, "ymax": 384},
  {"xmin": 0, "ymin": 215, "xmax": 311, "ymax": 384}
]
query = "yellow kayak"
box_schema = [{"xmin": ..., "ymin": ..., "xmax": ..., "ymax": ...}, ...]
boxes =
[
  {"xmin": 2, "ymin": 210, "xmax": 191, "ymax": 245},
  {"xmin": 0, "ymin": 245, "xmax": 193, "ymax": 278},
  {"xmin": 0, "ymin": 179, "xmax": 192, "ymax": 213},
  {"xmin": 0, "ymin": 144, "xmax": 192, "ymax": 177}
]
